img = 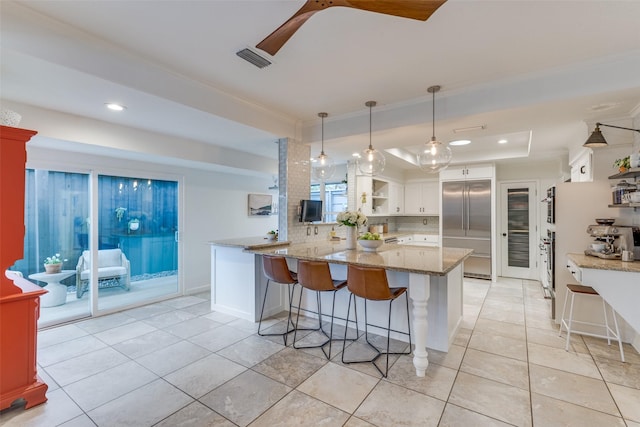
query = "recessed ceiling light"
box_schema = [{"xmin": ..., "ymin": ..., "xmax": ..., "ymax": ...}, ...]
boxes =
[
  {"xmin": 105, "ymin": 103, "xmax": 126, "ymax": 111},
  {"xmin": 449, "ymin": 139, "xmax": 471, "ymax": 146},
  {"xmin": 352, "ymin": 152, "xmax": 361, "ymax": 158},
  {"xmin": 498, "ymin": 139, "xmax": 508, "ymax": 144}
]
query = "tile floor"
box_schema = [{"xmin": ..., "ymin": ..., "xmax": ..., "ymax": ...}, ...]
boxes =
[{"xmin": 1, "ymin": 277, "xmax": 639, "ymax": 426}]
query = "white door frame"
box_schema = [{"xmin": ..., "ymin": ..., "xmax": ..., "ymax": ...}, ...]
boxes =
[{"xmin": 498, "ymin": 181, "xmax": 538, "ymax": 279}]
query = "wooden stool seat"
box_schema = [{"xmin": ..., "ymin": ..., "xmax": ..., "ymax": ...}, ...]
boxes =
[{"xmin": 566, "ymin": 284, "xmax": 598, "ymax": 295}]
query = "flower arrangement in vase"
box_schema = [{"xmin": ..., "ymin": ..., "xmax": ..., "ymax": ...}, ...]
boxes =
[
  {"xmin": 337, "ymin": 210, "xmax": 368, "ymax": 249},
  {"xmin": 44, "ymin": 253, "xmax": 65, "ymax": 274},
  {"xmin": 336, "ymin": 210, "xmax": 368, "ymax": 228}
]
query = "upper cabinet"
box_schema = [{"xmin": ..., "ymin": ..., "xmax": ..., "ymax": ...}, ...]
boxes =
[
  {"xmin": 356, "ymin": 176, "xmax": 405, "ymax": 216},
  {"xmin": 440, "ymin": 164, "xmax": 494, "ymax": 181},
  {"xmin": 570, "ymin": 149, "xmax": 593, "ymax": 182},
  {"xmin": 404, "ymin": 181, "xmax": 439, "ymax": 215},
  {"xmin": 389, "ymin": 182, "xmax": 404, "ymax": 215}
]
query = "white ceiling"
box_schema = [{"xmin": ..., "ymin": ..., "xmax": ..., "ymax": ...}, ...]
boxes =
[{"xmin": 1, "ymin": 0, "xmax": 640, "ymax": 173}]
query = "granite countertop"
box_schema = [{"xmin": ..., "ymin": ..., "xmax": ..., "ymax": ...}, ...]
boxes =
[
  {"xmin": 209, "ymin": 237, "xmax": 291, "ymax": 250},
  {"xmin": 249, "ymin": 241, "xmax": 472, "ymax": 276},
  {"xmin": 567, "ymin": 253, "xmax": 640, "ymax": 273}
]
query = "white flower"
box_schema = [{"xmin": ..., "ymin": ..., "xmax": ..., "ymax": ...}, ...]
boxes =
[{"xmin": 337, "ymin": 210, "xmax": 367, "ymax": 227}]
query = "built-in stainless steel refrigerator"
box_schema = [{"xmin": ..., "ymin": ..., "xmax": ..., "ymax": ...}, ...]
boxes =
[{"xmin": 442, "ymin": 180, "xmax": 492, "ymax": 279}]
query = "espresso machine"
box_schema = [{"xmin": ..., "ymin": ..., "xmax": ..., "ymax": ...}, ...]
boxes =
[{"xmin": 585, "ymin": 223, "xmax": 640, "ymax": 259}]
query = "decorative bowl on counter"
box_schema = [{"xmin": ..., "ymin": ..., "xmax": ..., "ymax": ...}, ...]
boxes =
[{"xmin": 358, "ymin": 239, "xmax": 383, "ymax": 252}]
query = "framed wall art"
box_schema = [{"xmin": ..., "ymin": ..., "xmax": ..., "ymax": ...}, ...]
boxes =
[{"xmin": 248, "ymin": 193, "xmax": 273, "ymax": 216}]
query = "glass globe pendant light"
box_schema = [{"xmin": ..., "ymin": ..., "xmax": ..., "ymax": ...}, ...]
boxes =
[
  {"xmin": 312, "ymin": 112, "xmax": 336, "ymax": 181},
  {"xmin": 417, "ymin": 85, "xmax": 452, "ymax": 173},
  {"xmin": 357, "ymin": 101, "xmax": 385, "ymax": 176}
]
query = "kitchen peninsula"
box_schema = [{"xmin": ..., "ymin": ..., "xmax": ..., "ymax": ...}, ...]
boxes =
[
  {"xmin": 566, "ymin": 253, "xmax": 640, "ymax": 335},
  {"xmin": 210, "ymin": 238, "xmax": 472, "ymax": 376}
]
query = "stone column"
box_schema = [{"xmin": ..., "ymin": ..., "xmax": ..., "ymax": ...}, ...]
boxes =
[{"xmin": 277, "ymin": 138, "xmax": 310, "ymax": 243}]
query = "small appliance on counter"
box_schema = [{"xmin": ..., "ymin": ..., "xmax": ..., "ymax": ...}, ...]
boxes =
[{"xmin": 584, "ymin": 219, "xmax": 640, "ymax": 260}]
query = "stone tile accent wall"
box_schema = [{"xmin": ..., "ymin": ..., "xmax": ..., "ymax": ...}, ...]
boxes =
[{"xmin": 277, "ymin": 138, "xmax": 311, "ymax": 243}]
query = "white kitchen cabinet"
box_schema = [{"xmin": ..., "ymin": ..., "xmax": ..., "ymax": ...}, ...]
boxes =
[
  {"xmin": 356, "ymin": 175, "xmax": 402, "ymax": 216},
  {"xmin": 388, "ymin": 182, "xmax": 404, "ymax": 215},
  {"xmin": 570, "ymin": 149, "xmax": 593, "ymax": 182},
  {"xmin": 440, "ymin": 164, "xmax": 494, "ymax": 181},
  {"xmin": 404, "ymin": 181, "xmax": 439, "ymax": 215},
  {"xmin": 397, "ymin": 234, "xmax": 439, "ymax": 247},
  {"xmin": 356, "ymin": 176, "xmax": 373, "ymax": 216}
]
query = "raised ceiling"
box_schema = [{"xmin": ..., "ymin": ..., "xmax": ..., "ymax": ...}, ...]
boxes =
[{"xmin": 1, "ymin": 0, "xmax": 639, "ymax": 172}]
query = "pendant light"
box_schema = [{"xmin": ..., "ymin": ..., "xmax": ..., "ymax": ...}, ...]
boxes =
[
  {"xmin": 357, "ymin": 101, "xmax": 385, "ymax": 176},
  {"xmin": 417, "ymin": 85, "xmax": 452, "ymax": 173},
  {"xmin": 312, "ymin": 112, "xmax": 336, "ymax": 181}
]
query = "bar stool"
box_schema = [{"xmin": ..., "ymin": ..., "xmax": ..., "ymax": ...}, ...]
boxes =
[
  {"xmin": 258, "ymin": 255, "xmax": 297, "ymax": 345},
  {"xmin": 342, "ymin": 264, "xmax": 412, "ymax": 377},
  {"xmin": 292, "ymin": 260, "xmax": 357, "ymax": 359},
  {"xmin": 559, "ymin": 284, "xmax": 625, "ymax": 362}
]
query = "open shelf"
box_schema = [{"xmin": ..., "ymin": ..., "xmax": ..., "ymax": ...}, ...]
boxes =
[
  {"xmin": 608, "ymin": 203, "xmax": 640, "ymax": 208},
  {"xmin": 608, "ymin": 168, "xmax": 640, "ymax": 180}
]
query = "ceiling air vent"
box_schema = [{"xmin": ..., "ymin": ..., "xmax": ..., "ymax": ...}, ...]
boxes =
[{"xmin": 236, "ymin": 48, "xmax": 271, "ymax": 69}]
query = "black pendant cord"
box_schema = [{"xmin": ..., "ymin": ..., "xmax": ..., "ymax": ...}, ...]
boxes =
[
  {"xmin": 432, "ymin": 89, "xmax": 435, "ymax": 140},
  {"xmin": 369, "ymin": 104, "xmax": 373, "ymax": 150},
  {"xmin": 321, "ymin": 114, "xmax": 325, "ymax": 155},
  {"xmin": 318, "ymin": 112, "xmax": 328, "ymax": 155}
]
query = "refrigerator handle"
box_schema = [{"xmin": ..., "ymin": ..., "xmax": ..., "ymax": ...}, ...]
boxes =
[
  {"xmin": 464, "ymin": 183, "xmax": 469, "ymax": 232},
  {"xmin": 461, "ymin": 183, "xmax": 466, "ymax": 231}
]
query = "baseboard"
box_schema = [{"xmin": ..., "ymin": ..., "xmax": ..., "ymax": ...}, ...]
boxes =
[
  {"xmin": 632, "ymin": 332, "xmax": 640, "ymax": 354},
  {"xmin": 184, "ymin": 283, "xmax": 210, "ymax": 295}
]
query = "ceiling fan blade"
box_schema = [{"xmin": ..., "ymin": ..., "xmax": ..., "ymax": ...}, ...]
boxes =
[
  {"xmin": 256, "ymin": 1, "xmax": 325, "ymax": 56},
  {"xmin": 344, "ymin": 0, "xmax": 447, "ymax": 21},
  {"xmin": 256, "ymin": 0, "xmax": 447, "ymax": 56}
]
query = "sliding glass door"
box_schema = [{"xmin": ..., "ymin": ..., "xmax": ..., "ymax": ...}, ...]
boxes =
[
  {"xmin": 96, "ymin": 175, "xmax": 179, "ymax": 311},
  {"xmin": 12, "ymin": 169, "xmax": 91, "ymax": 326},
  {"xmin": 11, "ymin": 168, "xmax": 181, "ymax": 327}
]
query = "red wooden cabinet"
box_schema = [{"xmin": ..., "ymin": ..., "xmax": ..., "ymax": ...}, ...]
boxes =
[{"xmin": 0, "ymin": 125, "xmax": 49, "ymax": 410}]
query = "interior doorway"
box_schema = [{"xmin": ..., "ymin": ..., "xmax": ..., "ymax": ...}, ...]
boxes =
[{"xmin": 499, "ymin": 181, "xmax": 538, "ymax": 279}]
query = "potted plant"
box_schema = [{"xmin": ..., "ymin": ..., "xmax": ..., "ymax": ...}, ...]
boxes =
[
  {"xmin": 44, "ymin": 253, "xmax": 65, "ymax": 274},
  {"xmin": 128, "ymin": 218, "xmax": 140, "ymax": 231},
  {"xmin": 613, "ymin": 156, "xmax": 630, "ymax": 173},
  {"xmin": 266, "ymin": 230, "xmax": 278, "ymax": 240}
]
